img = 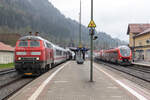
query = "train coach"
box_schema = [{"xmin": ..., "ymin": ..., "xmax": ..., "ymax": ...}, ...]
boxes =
[
  {"xmin": 96, "ymin": 46, "xmax": 132, "ymax": 65},
  {"xmin": 14, "ymin": 35, "xmax": 71, "ymax": 75}
]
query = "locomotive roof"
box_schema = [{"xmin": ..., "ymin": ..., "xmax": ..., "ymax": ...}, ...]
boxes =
[
  {"xmin": 19, "ymin": 36, "xmax": 44, "ymax": 41},
  {"xmin": 19, "ymin": 35, "xmax": 66, "ymax": 51},
  {"xmin": 118, "ymin": 46, "xmax": 130, "ymax": 49},
  {"xmin": 102, "ymin": 45, "xmax": 130, "ymax": 53}
]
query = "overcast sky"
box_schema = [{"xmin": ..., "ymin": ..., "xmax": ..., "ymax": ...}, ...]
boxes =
[{"xmin": 50, "ymin": 0, "xmax": 150, "ymax": 42}]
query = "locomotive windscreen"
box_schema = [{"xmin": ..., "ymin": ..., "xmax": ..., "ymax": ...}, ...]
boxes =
[
  {"xmin": 18, "ymin": 40, "xmax": 40, "ymax": 47},
  {"xmin": 18, "ymin": 41, "xmax": 28, "ymax": 47},
  {"xmin": 119, "ymin": 47, "xmax": 131, "ymax": 57},
  {"xmin": 30, "ymin": 41, "xmax": 40, "ymax": 47}
]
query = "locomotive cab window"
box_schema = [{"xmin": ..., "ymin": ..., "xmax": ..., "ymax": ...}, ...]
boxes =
[
  {"xmin": 120, "ymin": 48, "xmax": 131, "ymax": 57},
  {"xmin": 18, "ymin": 41, "xmax": 28, "ymax": 47},
  {"xmin": 30, "ymin": 41, "xmax": 40, "ymax": 47}
]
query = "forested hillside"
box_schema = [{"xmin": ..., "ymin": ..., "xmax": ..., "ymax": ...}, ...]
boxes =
[{"xmin": 0, "ymin": 0, "xmax": 127, "ymax": 48}]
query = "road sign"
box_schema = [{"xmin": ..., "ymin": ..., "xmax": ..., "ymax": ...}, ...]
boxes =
[{"xmin": 88, "ymin": 20, "xmax": 96, "ymax": 28}]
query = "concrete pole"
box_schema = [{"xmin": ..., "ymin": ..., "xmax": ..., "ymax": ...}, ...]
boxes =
[
  {"xmin": 90, "ymin": 0, "xmax": 94, "ymax": 82},
  {"xmin": 79, "ymin": 0, "xmax": 81, "ymax": 45}
]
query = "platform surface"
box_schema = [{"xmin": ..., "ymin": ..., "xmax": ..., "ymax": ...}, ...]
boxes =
[
  {"xmin": 132, "ymin": 61, "xmax": 150, "ymax": 67},
  {"xmin": 9, "ymin": 61, "xmax": 150, "ymax": 100}
]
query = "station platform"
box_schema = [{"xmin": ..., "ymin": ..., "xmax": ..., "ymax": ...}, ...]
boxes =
[
  {"xmin": 132, "ymin": 61, "xmax": 150, "ymax": 67},
  {"xmin": 9, "ymin": 61, "xmax": 150, "ymax": 100}
]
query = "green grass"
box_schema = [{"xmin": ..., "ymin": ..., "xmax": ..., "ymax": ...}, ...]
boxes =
[{"xmin": 0, "ymin": 63, "xmax": 14, "ymax": 69}]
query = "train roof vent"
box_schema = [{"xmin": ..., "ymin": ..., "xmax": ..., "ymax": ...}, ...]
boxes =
[{"xmin": 19, "ymin": 36, "xmax": 42, "ymax": 41}]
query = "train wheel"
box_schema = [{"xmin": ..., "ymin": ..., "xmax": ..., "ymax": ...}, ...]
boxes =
[
  {"xmin": 40, "ymin": 68, "xmax": 45, "ymax": 74},
  {"xmin": 45, "ymin": 65, "xmax": 50, "ymax": 71},
  {"xmin": 49, "ymin": 64, "xmax": 52, "ymax": 69},
  {"xmin": 16, "ymin": 70, "xmax": 22, "ymax": 75},
  {"xmin": 51, "ymin": 63, "xmax": 54, "ymax": 68}
]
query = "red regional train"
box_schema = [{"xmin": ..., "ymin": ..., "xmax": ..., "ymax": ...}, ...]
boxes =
[
  {"xmin": 15, "ymin": 35, "xmax": 72, "ymax": 75},
  {"xmin": 95, "ymin": 46, "xmax": 132, "ymax": 65}
]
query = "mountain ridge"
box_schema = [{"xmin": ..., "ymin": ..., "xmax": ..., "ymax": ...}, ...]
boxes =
[{"xmin": 0, "ymin": 0, "xmax": 127, "ymax": 48}]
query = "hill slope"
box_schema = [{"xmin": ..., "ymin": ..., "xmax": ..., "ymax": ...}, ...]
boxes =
[{"xmin": 0, "ymin": 0, "xmax": 127, "ymax": 48}]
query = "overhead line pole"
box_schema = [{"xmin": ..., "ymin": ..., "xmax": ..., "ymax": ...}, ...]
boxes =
[
  {"xmin": 78, "ymin": 0, "xmax": 82, "ymax": 59},
  {"xmin": 90, "ymin": 0, "xmax": 94, "ymax": 82},
  {"xmin": 91, "ymin": 0, "xmax": 93, "ymax": 20},
  {"xmin": 79, "ymin": 0, "xmax": 82, "ymax": 46}
]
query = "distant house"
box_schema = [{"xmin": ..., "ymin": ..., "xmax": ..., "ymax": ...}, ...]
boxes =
[
  {"xmin": 0, "ymin": 42, "xmax": 14, "ymax": 64},
  {"xmin": 127, "ymin": 24, "xmax": 150, "ymax": 61},
  {"xmin": 0, "ymin": 33, "xmax": 21, "ymax": 46}
]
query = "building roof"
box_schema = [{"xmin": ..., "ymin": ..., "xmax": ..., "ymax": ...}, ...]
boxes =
[
  {"xmin": 127, "ymin": 24, "xmax": 150, "ymax": 35},
  {"xmin": 0, "ymin": 42, "xmax": 14, "ymax": 52},
  {"xmin": 135, "ymin": 28, "xmax": 150, "ymax": 37}
]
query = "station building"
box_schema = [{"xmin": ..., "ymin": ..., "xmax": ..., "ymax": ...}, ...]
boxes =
[
  {"xmin": 127, "ymin": 24, "xmax": 150, "ymax": 61},
  {"xmin": 0, "ymin": 42, "xmax": 14, "ymax": 64}
]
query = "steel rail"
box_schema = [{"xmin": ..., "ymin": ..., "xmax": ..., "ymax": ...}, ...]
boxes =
[
  {"xmin": 95, "ymin": 59, "xmax": 150, "ymax": 83},
  {"xmin": 0, "ymin": 69, "xmax": 16, "ymax": 75}
]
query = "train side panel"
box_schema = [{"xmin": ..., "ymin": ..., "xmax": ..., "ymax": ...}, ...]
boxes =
[
  {"xmin": 15, "ymin": 36, "xmax": 69, "ymax": 75},
  {"xmin": 96, "ymin": 46, "xmax": 132, "ymax": 65}
]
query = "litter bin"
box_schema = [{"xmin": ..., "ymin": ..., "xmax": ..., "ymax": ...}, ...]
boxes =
[{"xmin": 76, "ymin": 56, "xmax": 84, "ymax": 64}]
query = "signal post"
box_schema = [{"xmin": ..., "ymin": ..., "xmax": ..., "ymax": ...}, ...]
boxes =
[{"xmin": 88, "ymin": 0, "xmax": 96, "ymax": 82}]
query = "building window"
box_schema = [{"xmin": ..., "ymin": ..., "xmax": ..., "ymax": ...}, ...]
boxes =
[
  {"xmin": 139, "ymin": 42, "xmax": 142, "ymax": 46},
  {"xmin": 146, "ymin": 40, "xmax": 150, "ymax": 44}
]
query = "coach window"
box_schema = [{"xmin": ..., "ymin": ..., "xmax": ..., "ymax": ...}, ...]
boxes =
[
  {"xmin": 18, "ymin": 41, "xmax": 28, "ymax": 47},
  {"xmin": 60, "ymin": 51, "xmax": 62, "ymax": 56},
  {"xmin": 56, "ymin": 50, "xmax": 61, "ymax": 56},
  {"xmin": 46, "ymin": 43, "xmax": 52, "ymax": 48},
  {"xmin": 63, "ymin": 52, "xmax": 66, "ymax": 56},
  {"xmin": 30, "ymin": 41, "xmax": 40, "ymax": 47},
  {"xmin": 114, "ymin": 51, "xmax": 117, "ymax": 56},
  {"xmin": 46, "ymin": 43, "xmax": 49, "ymax": 48},
  {"xmin": 48, "ymin": 44, "xmax": 52, "ymax": 48}
]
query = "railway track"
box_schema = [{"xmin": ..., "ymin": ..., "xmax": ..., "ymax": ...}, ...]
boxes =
[
  {"xmin": 95, "ymin": 59, "xmax": 150, "ymax": 83},
  {"xmin": 0, "ymin": 62, "xmax": 67, "ymax": 99},
  {"xmin": 0, "ymin": 76, "xmax": 34, "ymax": 100},
  {"xmin": 0, "ymin": 68, "xmax": 35, "ymax": 100},
  {"xmin": 129, "ymin": 65, "xmax": 150, "ymax": 73},
  {"xmin": 0, "ymin": 68, "xmax": 16, "ymax": 75}
]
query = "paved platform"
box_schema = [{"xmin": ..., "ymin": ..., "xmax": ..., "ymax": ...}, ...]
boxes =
[
  {"xmin": 9, "ymin": 61, "xmax": 150, "ymax": 100},
  {"xmin": 132, "ymin": 61, "xmax": 150, "ymax": 67}
]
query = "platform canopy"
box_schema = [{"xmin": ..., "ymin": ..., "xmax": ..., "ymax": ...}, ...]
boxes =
[{"xmin": 69, "ymin": 47, "xmax": 89, "ymax": 52}]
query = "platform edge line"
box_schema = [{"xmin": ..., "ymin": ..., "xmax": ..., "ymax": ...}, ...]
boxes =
[
  {"xmin": 94, "ymin": 65, "xmax": 148, "ymax": 100},
  {"xmin": 28, "ymin": 62, "xmax": 70, "ymax": 100}
]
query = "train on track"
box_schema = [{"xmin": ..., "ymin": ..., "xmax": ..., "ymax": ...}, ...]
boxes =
[
  {"xmin": 95, "ymin": 46, "xmax": 132, "ymax": 65},
  {"xmin": 15, "ymin": 34, "xmax": 73, "ymax": 75}
]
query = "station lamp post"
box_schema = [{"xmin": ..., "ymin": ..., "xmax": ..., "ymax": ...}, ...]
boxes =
[{"xmin": 76, "ymin": 0, "xmax": 84, "ymax": 64}]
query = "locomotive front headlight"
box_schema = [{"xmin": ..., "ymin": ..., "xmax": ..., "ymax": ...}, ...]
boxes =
[
  {"xmin": 18, "ymin": 57, "xmax": 21, "ymax": 60},
  {"xmin": 36, "ymin": 57, "xmax": 40, "ymax": 60}
]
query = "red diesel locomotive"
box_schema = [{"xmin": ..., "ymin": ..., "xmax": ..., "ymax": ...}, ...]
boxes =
[
  {"xmin": 15, "ymin": 35, "xmax": 71, "ymax": 75},
  {"xmin": 95, "ymin": 46, "xmax": 132, "ymax": 65}
]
